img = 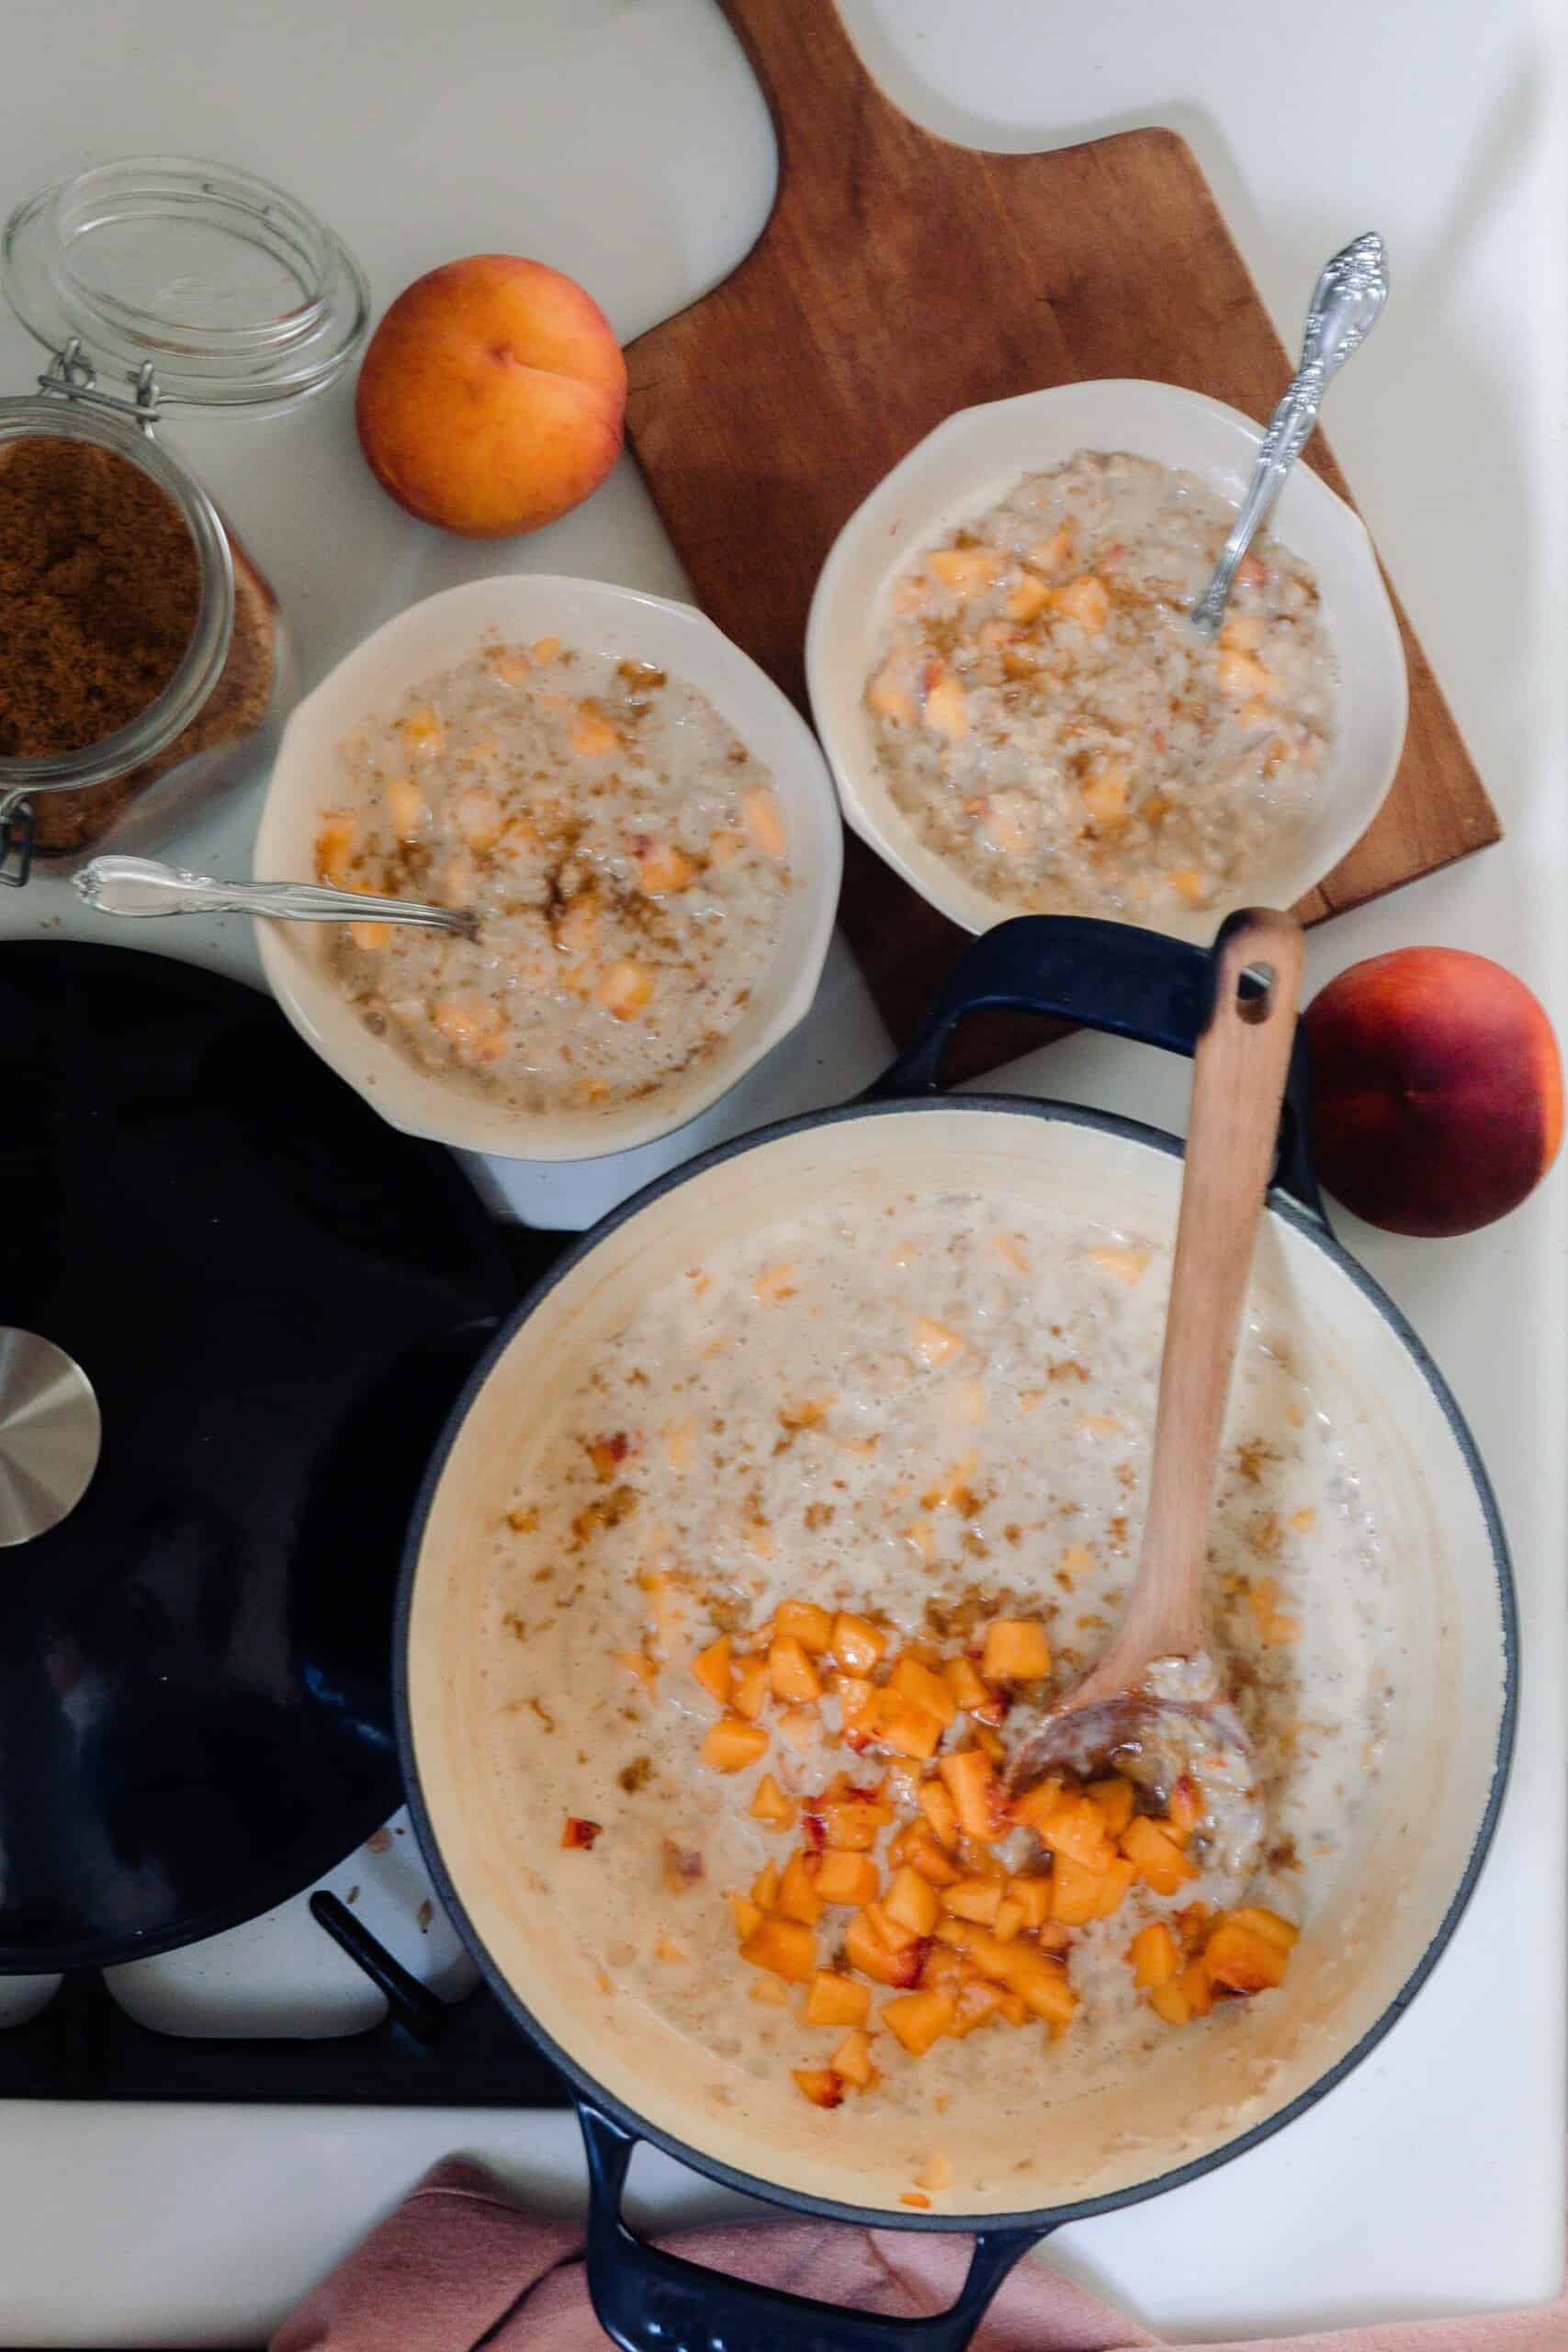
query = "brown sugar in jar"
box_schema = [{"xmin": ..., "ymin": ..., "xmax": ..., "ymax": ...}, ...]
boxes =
[{"xmin": 0, "ymin": 427, "xmax": 281, "ymax": 858}]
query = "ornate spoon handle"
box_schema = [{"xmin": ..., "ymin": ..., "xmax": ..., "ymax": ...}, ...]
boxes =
[
  {"xmin": 74, "ymin": 855, "xmax": 476, "ymax": 938},
  {"xmin": 1191, "ymin": 232, "xmax": 1389, "ymax": 637}
]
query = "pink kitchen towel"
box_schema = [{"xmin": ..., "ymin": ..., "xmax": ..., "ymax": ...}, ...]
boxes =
[{"xmin": 272, "ymin": 2154, "xmax": 1568, "ymax": 2352}]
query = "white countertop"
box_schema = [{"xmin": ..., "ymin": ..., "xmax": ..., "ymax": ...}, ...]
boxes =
[{"xmin": 0, "ymin": 0, "xmax": 1563, "ymax": 2343}]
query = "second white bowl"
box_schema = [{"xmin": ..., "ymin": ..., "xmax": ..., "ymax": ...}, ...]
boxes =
[
  {"xmin": 254, "ymin": 575, "xmax": 842, "ymax": 1161},
  {"xmin": 805, "ymin": 378, "xmax": 1408, "ymax": 943}
]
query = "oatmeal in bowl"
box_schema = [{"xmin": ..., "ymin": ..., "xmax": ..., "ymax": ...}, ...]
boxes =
[
  {"xmin": 254, "ymin": 577, "xmax": 841, "ymax": 1159},
  {"xmin": 807, "ymin": 379, "xmax": 1406, "ymax": 941}
]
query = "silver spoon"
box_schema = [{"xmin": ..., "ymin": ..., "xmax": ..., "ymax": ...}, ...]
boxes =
[
  {"xmin": 73, "ymin": 854, "xmax": 478, "ymax": 941},
  {"xmin": 1190, "ymin": 232, "xmax": 1389, "ymax": 637}
]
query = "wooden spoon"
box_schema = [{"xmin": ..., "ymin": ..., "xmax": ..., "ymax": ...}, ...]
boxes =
[{"xmin": 1007, "ymin": 908, "xmax": 1305, "ymax": 1804}]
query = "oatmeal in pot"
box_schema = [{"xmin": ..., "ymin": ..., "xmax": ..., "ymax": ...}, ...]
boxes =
[
  {"xmin": 318, "ymin": 639, "xmax": 791, "ymax": 1114},
  {"xmin": 481, "ymin": 1187, "xmax": 1395, "ymax": 2177},
  {"xmin": 863, "ymin": 450, "xmax": 1337, "ymax": 920}
]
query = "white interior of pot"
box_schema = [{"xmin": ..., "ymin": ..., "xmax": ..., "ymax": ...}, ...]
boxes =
[{"xmin": 406, "ymin": 1105, "xmax": 1507, "ymax": 2219}]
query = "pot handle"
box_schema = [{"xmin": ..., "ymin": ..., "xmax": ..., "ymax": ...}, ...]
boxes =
[
  {"xmin": 580, "ymin": 2102, "xmax": 1042, "ymax": 2352},
  {"xmin": 864, "ymin": 913, "xmax": 1325, "ymax": 1224}
]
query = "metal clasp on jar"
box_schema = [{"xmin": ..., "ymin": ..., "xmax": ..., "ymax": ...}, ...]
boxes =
[{"xmin": 35, "ymin": 338, "xmax": 161, "ymax": 434}]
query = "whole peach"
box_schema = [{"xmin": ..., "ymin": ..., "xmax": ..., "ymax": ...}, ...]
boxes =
[
  {"xmin": 1304, "ymin": 946, "xmax": 1562, "ymax": 1237},
  {"xmin": 355, "ymin": 255, "xmax": 626, "ymax": 537}
]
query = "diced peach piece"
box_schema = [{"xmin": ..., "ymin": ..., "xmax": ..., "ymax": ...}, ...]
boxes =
[
  {"xmin": 815, "ymin": 1796, "xmax": 894, "ymax": 1850},
  {"xmin": 732, "ymin": 1654, "xmax": 770, "ymax": 1722},
  {"xmin": 992, "ymin": 1895, "xmax": 1027, "ymax": 1943},
  {"xmin": 885, "ymin": 1866, "xmax": 942, "ymax": 1939},
  {"xmin": 1168, "ymin": 868, "xmax": 1210, "ymax": 910},
  {"xmin": 871, "ymin": 1693, "xmax": 945, "ymax": 1762},
  {"xmin": 815, "ymin": 1850, "xmax": 881, "ymax": 1906},
  {"xmin": 742, "ymin": 788, "xmax": 787, "ymax": 860},
  {"xmin": 1132, "ymin": 1922, "xmax": 1179, "ymax": 1990},
  {"xmin": 729, "ymin": 1892, "xmax": 762, "ymax": 1941},
  {"xmin": 432, "ymin": 995, "xmax": 506, "ymax": 1065},
  {"xmin": 1037, "ymin": 1795, "xmax": 1114, "ymax": 1874},
  {"xmin": 751, "ymin": 1860, "xmax": 781, "ymax": 1909},
  {"xmin": 833, "ymin": 1674, "xmax": 876, "ymax": 1747},
  {"xmin": 843, "ymin": 1911, "xmax": 924, "ymax": 1988},
  {"xmin": 560, "ymin": 1815, "xmax": 601, "ymax": 1850},
  {"xmin": 750, "ymin": 1774, "xmax": 795, "ymax": 1828},
  {"xmin": 1227, "ymin": 1906, "xmax": 1300, "ymax": 1952},
  {"xmin": 919, "ymin": 1943, "xmax": 966, "ymax": 1996},
  {"xmin": 1204, "ymin": 1918, "xmax": 1290, "ymax": 1994},
  {"xmin": 919, "ymin": 1781, "xmax": 962, "ymax": 1849},
  {"xmin": 1215, "ymin": 648, "xmax": 1279, "ymax": 701},
  {"xmin": 1181, "ymin": 1955, "xmax": 1215, "ymax": 2018},
  {"xmin": 774, "ymin": 1853, "xmax": 824, "ymax": 1928},
  {"xmin": 886, "ymin": 1657, "xmax": 958, "ymax": 1728},
  {"xmin": 1086, "ymin": 1778, "xmax": 1135, "ymax": 1838},
  {"xmin": 867, "ymin": 662, "xmax": 916, "ymax": 722},
  {"xmin": 980, "ymin": 1620, "xmax": 1051, "ymax": 1681},
  {"xmin": 741, "ymin": 1917, "xmax": 816, "ymax": 1984},
  {"xmin": 832, "ymin": 1613, "xmax": 886, "ymax": 1675},
  {"xmin": 701, "ymin": 1717, "xmax": 768, "ymax": 1774},
  {"xmin": 903, "ymin": 1827, "xmax": 964, "ymax": 1888},
  {"xmin": 912, "ymin": 1316, "xmax": 963, "ymax": 1367},
  {"xmin": 614, "ymin": 1647, "xmax": 658, "ymax": 1688},
  {"xmin": 1149, "ymin": 1982, "xmax": 1193, "ymax": 2027},
  {"xmin": 832, "ymin": 2027, "xmax": 878, "ymax": 2087},
  {"xmin": 637, "ymin": 843, "xmax": 694, "ymax": 896},
  {"xmin": 1120, "ymin": 1815, "xmax": 1199, "ymax": 1894},
  {"xmin": 1010, "ymin": 1776, "xmax": 1066, "ymax": 1834},
  {"xmin": 792, "ymin": 2066, "xmax": 844, "ymax": 2109},
  {"xmin": 1005, "ymin": 572, "xmax": 1052, "ymax": 624},
  {"xmin": 529, "ymin": 637, "xmax": 560, "ymax": 663},
  {"xmin": 1091, "ymin": 1856, "xmax": 1136, "ymax": 1919},
  {"xmin": 1028, "ymin": 526, "xmax": 1075, "ymax": 575},
  {"xmin": 692, "ymin": 1635, "xmax": 732, "ymax": 1707},
  {"xmin": 554, "ymin": 894, "xmax": 599, "ymax": 959},
  {"xmin": 1004, "ymin": 1877, "xmax": 1050, "ymax": 1933},
  {"xmin": 1081, "ymin": 763, "xmax": 1130, "ymax": 829},
  {"xmin": 1053, "ymin": 574, "xmax": 1110, "ymax": 633},
  {"xmin": 953, "ymin": 1928, "xmax": 1077, "ymax": 2028},
  {"xmin": 347, "ymin": 918, "xmax": 392, "ymax": 953},
  {"xmin": 596, "ymin": 961, "xmax": 653, "ymax": 1022},
  {"xmin": 776, "ymin": 1600, "xmax": 834, "ymax": 1654},
  {"xmin": 938, "ymin": 1750, "xmax": 1006, "ymax": 1843},
  {"xmin": 882, "ymin": 1990, "xmax": 956, "ymax": 2056},
  {"xmin": 942, "ymin": 1656, "xmax": 990, "ymax": 1713},
  {"xmin": 900, "ymin": 1520, "xmax": 936, "ymax": 1568},
  {"xmin": 1168, "ymin": 1777, "xmax": 1203, "ymax": 1839},
  {"xmin": 922, "ymin": 670, "xmax": 969, "ymax": 740},
  {"xmin": 383, "ymin": 776, "xmax": 428, "ymax": 840},
  {"xmin": 769, "ymin": 1635, "xmax": 822, "ymax": 1705},
  {"xmin": 947, "ymin": 1975, "xmax": 1007, "ymax": 2039},
  {"xmin": 314, "ymin": 812, "xmax": 357, "ymax": 888},
  {"xmin": 1219, "ymin": 612, "xmax": 1266, "ymax": 653},
  {"xmin": 942, "ymin": 1877, "xmax": 1004, "ymax": 1927},
  {"xmin": 571, "ymin": 704, "xmax": 619, "ymax": 760},
  {"xmin": 400, "ymin": 705, "xmax": 444, "ymax": 756},
  {"xmin": 1049, "ymin": 1855, "xmax": 1108, "ymax": 1926},
  {"xmin": 863, "ymin": 1900, "xmax": 921, "ymax": 1955},
  {"xmin": 1089, "ymin": 1244, "xmax": 1149, "ymax": 1283},
  {"xmin": 927, "ymin": 546, "xmax": 1004, "ymax": 596}
]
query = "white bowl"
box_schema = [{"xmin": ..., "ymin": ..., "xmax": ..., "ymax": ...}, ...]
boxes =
[
  {"xmin": 254, "ymin": 576, "xmax": 842, "ymax": 1161},
  {"xmin": 805, "ymin": 379, "xmax": 1408, "ymax": 943}
]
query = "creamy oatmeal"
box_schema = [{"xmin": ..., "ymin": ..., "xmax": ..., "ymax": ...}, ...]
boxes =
[
  {"xmin": 318, "ymin": 639, "xmax": 791, "ymax": 1114},
  {"xmin": 480, "ymin": 1186, "xmax": 1393, "ymax": 2159},
  {"xmin": 864, "ymin": 450, "xmax": 1336, "ymax": 920}
]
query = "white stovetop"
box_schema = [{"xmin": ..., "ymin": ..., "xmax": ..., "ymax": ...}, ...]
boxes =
[{"xmin": 1, "ymin": 1, "xmax": 1563, "ymax": 2343}]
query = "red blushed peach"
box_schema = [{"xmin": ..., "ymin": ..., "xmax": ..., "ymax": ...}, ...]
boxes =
[
  {"xmin": 355, "ymin": 254, "xmax": 626, "ymax": 537},
  {"xmin": 1305, "ymin": 947, "xmax": 1562, "ymax": 1237}
]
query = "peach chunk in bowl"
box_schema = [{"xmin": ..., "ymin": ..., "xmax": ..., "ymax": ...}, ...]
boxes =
[
  {"xmin": 254, "ymin": 575, "xmax": 841, "ymax": 1161},
  {"xmin": 806, "ymin": 379, "xmax": 1408, "ymax": 943}
]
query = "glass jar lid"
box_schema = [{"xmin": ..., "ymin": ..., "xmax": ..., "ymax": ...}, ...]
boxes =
[{"xmin": 2, "ymin": 156, "xmax": 369, "ymax": 409}]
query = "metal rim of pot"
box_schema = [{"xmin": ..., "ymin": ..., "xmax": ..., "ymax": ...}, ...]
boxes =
[{"xmin": 395, "ymin": 915, "xmax": 1517, "ymax": 2352}]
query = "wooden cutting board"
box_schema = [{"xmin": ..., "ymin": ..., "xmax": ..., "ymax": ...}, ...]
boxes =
[{"xmin": 625, "ymin": 0, "xmax": 1499, "ymax": 1063}]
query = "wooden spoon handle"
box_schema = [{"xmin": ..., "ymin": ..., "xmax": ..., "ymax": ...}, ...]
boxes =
[{"xmin": 1080, "ymin": 910, "xmax": 1304, "ymax": 1697}]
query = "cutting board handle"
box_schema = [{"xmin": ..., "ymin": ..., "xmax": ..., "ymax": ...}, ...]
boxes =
[{"xmin": 721, "ymin": 0, "xmax": 902, "ymax": 182}]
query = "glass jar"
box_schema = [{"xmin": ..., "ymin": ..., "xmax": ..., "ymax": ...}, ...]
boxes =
[{"xmin": 0, "ymin": 157, "xmax": 368, "ymax": 883}]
